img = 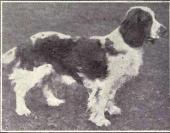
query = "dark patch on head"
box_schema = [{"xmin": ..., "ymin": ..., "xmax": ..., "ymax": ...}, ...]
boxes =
[
  {"xmin": 104, "ymin": 38, "xmax": 126, "ymax": 55},
  {"xmin": 119, "ymin": 8, "xmax": 153, "ymax": 47}
]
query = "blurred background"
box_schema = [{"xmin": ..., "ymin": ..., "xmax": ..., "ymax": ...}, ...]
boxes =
[{"xmin": 2, "ymin": 2, "xmax": 169, "ymax": 130}]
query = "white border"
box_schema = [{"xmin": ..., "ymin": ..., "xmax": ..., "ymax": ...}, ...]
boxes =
[
  {"xmin": 1, "ymin": 1, "xmax": 3, "ymax": 132},
  {"xmin": 1, "ymin": 1, "xmax": 170, "ymax": 132},
  {"xmin": 1, "ymin": 1, "xmax": 170, "ymax": 3}
]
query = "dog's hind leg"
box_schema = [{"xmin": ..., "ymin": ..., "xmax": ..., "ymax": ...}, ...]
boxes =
[
  {"xmin": 9, "ymin": 69, "xmax": 33, "ymax": 116},
  {"xmin": 14, "ymin": 84, "xmax": 32, "ymax": 116},
  {"xmin": 9, "ymin": 64, "xmax": 54, "ymax": 116},
  {"xmin": 42, "ymin": 84, "xmax": 65, "ymax": 107}
]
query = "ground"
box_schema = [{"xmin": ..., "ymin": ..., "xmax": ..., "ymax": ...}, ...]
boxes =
[{"xmin": 2, "ymin": 2, "xmax": 170, "ymax": 131}]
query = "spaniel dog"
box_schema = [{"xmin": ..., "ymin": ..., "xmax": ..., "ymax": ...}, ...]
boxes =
[{"xmin": 2, "ymin": 6, "xmax": 167, "ymax": 127}]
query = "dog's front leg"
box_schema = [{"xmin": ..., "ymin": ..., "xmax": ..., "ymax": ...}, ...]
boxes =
[
  {"xmin": 105, "ymin": 89, "xmax": 121, "ymax": 115},
  {"xmin": 88, "ymin": 84, "xmax": 112, "ymax": 127},
  {"xmin": 14, "ymin": 84, "xmax": 31, "ymax": 116},
  {"xmin": 105, "ymin": 77, "xmax": 128, "ymax": 115}
]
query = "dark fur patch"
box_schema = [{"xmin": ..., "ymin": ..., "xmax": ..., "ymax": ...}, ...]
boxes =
[
  {"xmin": 119, "ymin": 8, "xmax": 152, "ymax": 47},
  {"xmin": 16, "ymin": 35, "xmax": 128, "ymax": 83},
  {"xmin": 16, "ymin": 36, "xmax": 109, "ymax": 83},
  {"xmin": 16, "ymin": 39, "xmax": 41, "ymax": 70},
  {"xmin": 105, "ymin": 38, "xmax": 126, "ymax": 55}
]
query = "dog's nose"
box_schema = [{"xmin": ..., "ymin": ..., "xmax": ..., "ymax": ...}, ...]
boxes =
[{"xmin": 159, "ymin": 25, "xmax": 167, "ymax": 37}]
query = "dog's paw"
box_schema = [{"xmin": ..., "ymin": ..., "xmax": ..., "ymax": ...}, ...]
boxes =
[
  {"xmin": 47, "ymin": 98, "xmax": 65, "ymax": 106},
  {"xmin": 16, "ymin": 107, "xmax": 31, "ymax": 116},
  {"xmin": 89, "ymin": 116, "xmax": 111, "ymax": 127},
  {"xmin": 106, "ymin": 105, "xmax": 121, "ymax": 115}
]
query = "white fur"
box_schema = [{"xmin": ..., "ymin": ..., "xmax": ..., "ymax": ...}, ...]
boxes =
[
  {"xmin": 42, "ymin": 84, "xmax": 65, "ymax": 106},
  {"xmin": 151, "ymin": 18, "xmax": 163, "ymax": 39},
  {"xmin": 90, "ymin": 36, "xmax": 106, "ymax": 48},
  {"xmin": 105, "ymin": 101, "xmax": 121, "ymax": 115},
  {"xmin": 9, "ymin": 64, "xmax": 54, "ymax": 116},
  {"xmin": 86, "ymin": 28, "xmax": 144, "ymax": 126},
  {"xmin": 61, "ymin": 75, "xmax": 76, "ymax": 85},
  {"xmin": 2, "ymin": 47, "xmax": 17, "ymax": 64},
  {"xmin": 30, "ymin": 31, "xmax": 71, "ymax": 44}
]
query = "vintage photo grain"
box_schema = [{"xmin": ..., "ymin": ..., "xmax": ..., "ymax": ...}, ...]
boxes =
[{"xmin": 1, "ymin": 1, "xmax": 169, "ymax": 131}]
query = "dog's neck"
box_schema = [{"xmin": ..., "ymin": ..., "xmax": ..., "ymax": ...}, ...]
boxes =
[
  {"xmin": 105, "ymin": 27, "xmax": 143, "ymax": 52},
  {"xmin": 90, "ymin": 27, "xmax": 143, "ymax": 53}
]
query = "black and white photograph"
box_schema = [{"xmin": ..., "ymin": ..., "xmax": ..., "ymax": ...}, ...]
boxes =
[{"xmin": 1, "ymin": 1, "xmax": 170, "ymax": 131}]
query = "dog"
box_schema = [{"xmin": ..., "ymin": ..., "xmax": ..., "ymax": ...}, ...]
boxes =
[{"xmin": 2, "ymin": 6, "xmax": 167, "ymax": 127}]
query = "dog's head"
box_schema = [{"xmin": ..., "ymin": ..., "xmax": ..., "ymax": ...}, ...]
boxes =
[{"xmin": 119, "ymin": 6, "xmax": 167, "ymax": 47}]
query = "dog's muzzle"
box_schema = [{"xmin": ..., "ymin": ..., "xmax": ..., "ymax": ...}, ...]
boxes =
[
  {"xmin": 146, "ymin": 25, "xmax": 167, "ymax": 44},
  {"xmin": 159, "ymin": 25, "xmax": 167, "ymax": 38}
]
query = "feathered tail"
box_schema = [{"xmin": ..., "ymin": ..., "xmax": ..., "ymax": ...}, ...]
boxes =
[{"xmin": 2, "ymin": 47, "xmax": 17, "ymax": 65}]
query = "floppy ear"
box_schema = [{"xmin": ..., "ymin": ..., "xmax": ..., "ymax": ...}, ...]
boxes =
[{"xmin": 119, "ymin": 9, "xmax": 151, "ymax": 47}]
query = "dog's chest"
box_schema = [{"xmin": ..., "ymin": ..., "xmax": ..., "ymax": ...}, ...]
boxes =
[
  {"xmin": 81, "ymin": 49, "xmax": 143, "ymax": 90},
  {"xmin": 107, "ymin": 49, "xmax": 143, "ymax": 79}
]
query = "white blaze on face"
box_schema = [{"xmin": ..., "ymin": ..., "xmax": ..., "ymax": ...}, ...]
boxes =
[
  {"xmin": 151, "ymin": 16, "xmax": 165, "ymax": 39},
  {"xmin": 30, "ymin": 31, "xmax": 71, "ymax": 44},
  {"xmin": 127, "ymin": 6, "xmax": 164, "ymax": 39}
]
